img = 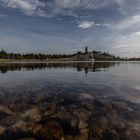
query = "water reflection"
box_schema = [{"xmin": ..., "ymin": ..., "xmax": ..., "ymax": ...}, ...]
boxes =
[
  {"xmin": 0, "ymin": 62, "xmax": 140, "ymax": 140},
  {"xmin": 0, "ymin": 62, "xmax": 117, "ymax": 74}
]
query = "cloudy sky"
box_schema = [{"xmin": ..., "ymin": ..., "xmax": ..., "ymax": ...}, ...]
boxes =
[{"xmin": 0, "ymin": 0, "xmax": 140, "ymax": 57}]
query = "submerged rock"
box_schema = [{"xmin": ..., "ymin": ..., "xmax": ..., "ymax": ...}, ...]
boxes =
[
  {"xmin": 32, "ymin": 124, "xmax": 42, "ymax": 134},
  {"xmin": 70, "ymin": 117, "xmax": 78, "ymax": 129},
  {"xmin": 63, "ymin": 135, "xmax": 80, "ymax": 140},
  {"xmin": 79, "ymin": 93, "xmax": 94, "ymax": 100},
  {"xmin": 19, "ymin": 138, "xmax": 36, "ymax": 140},
  {"xmin": 80, "ymin": 128, "xmax": 89, "ymax": 140},
  {"xmin": 0, "ymin": 125, "xmax": 5, "ymax": 135},
  {"xmin": 78, "ymin": 120, "xmax": 88, "ymax": 130},
  {"xmin": 64, "ymin": 130, "xmax": 89, "ymax": 140},
  {"xmin": 21, "ymin": 108, "xmax": 42, "ymax": 123},
  {"xmin": 11, "ymin": 120, "xmax": 32, "ymax": 132},
  {"xmin": 73, "ymin": 108, "xmax": 91, "ymax": 121},
  {"xmin": 1, "ymin": 116, "xmax": 15, "ymax": 126},
  {"xmin": 0, "ymin": 105, "xmax": 13, "ymax": 116},
  {"xmin": 38, "ymin": 121, "xmax": 64, "ymax": 140}
]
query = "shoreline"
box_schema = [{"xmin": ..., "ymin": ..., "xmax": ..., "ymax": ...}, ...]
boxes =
[{"xmin": 0, "ymin": 59, "xmax": 140, "ymax": 63}]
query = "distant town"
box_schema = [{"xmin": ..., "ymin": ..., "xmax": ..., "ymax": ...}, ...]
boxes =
[{"xmin": 0, "ymin": 47, "xmax": 139, "ymax": 61}]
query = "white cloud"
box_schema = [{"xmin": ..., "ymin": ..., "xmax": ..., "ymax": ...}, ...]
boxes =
[
  {"xmin": 130, "ymin": 31, "xmax": 140, "ymax": 36},
  {"xmin": 110, "ymin": 33, "xmax": 140, "ymax": 56},
  {"xmin": 112, "ymin": 44, "xmax": 131, "ymax": 49},
  {"xmin": 77, "ymin": 20, "xmax": 109, "ymax": 29},
  {"xmin": 95, "ymin": 23, "xmax": 109, "ymax": 26},
  {"xmin": 55, "ymin": 0, "xmax": 122, "ymax": 10},
  {"xmin": 47, "ymin": 0, "xmax": 126, "ymax": 17},
  {"xmin": 78, "ymin": 21, "xmax": 94, "ymax": 29},
  {"xmin": 0, "ymin": 0, "xmax": 140, "ymax": 18},
  {"xmin": 111, "ymin": 15, "xmax": 140, "ymax": 31},
  {"xmin": 0, "ymin": 0, "xmax": 137, "ymax": 17},
  {"xmin": 1, "ymin": 0, "xmax": 46, "ymax": 16},
  {"xmin": 107, "ymin": 14, "xmax": 140, "ymax": 57}
]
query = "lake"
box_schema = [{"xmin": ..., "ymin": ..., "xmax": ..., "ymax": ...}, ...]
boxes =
[{"xmin": 0, "ymin": 62, "xmax": 140, "ymax": 140}]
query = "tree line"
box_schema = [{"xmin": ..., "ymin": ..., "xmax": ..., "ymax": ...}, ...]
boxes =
[
  {"xmin": 0, "ymin": 49, "xmax": 131, "ymax": 60},
  {"xmin": 0, "ymin": 50, "xmax": 75, "ymax": 60}
]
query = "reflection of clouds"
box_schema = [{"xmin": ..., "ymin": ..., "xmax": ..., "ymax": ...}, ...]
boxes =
[
  {"xmin": 0, "ymin": 62, "xmax": 140, "ymax": 106},
  {"xmin": 113, "ymin": 86, "xmax": 140, "ymax": 105},
  {"xmin": 79, "ymin": 93, "xmax": 94, "ymax": 100}
]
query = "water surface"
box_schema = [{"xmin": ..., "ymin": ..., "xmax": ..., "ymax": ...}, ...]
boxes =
[{"xmin": 0, "ymin": 62, "xmax": 140, "ymax": 140}]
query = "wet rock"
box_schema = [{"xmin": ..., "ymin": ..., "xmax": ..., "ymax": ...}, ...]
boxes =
[
  {"xmin": 21, "ymin": 108, "xmax": 42, "ymax": 123},
  {"xmin": 98, "ymin": 116, "xmax": 108, "ymax": 130},
  {"xmin": 32, "ymin": 124, "xmax": 42, "ymax": 134},
  {"xmin": 106, "ymin": 110, "xmax": 119, "ymax": 127},
  {"xmin": 125, "ymin": 123, "xmax": 140, "ymax": 140},
  {"xmin": 114, "ymin": 101, "xmax": 134, "ymax": 112},
  {"xmin": 79, "ymin": 93, "xmax": 94, "ymax": 100},
  {"xmin": 70, "ymin": 117, "xmax": 78, "ymax": 129},
  {"xmin": 0, "ymin": 125, "xmax": 5, "ymax": 135},
  {"xmin": 11, "ymin": 120, "xmax": 32, "ymax": 132},
  {"xmin": 53, "ymin": 111, "xmax": 71, "ymax": 120},
  {"xmin": 91, "ymin": 117, "xmax": 108, "ymax": 140},
  {"xmin": 19, "ymin": 138, "xmax": 36, "ymax": 140},
  {"xmin": 104, "ymin": 130, "xmax": 121, "ymax": 140},
  {"xmin": 0, "ymin": 105, "xmax": 13, "ymax": 116},
  {"xmin": 1, "ymin": 116, "xmax": 15, "ymax": 126},
  {"xmin": 73, "ymin": 108, "xmax": 91, "ymax": 121},
  {"xmin": 80, "ymin": 128, "xmax": 89, "ymax": 140},
  {"xmin": 64, "ymin": 132, "xmax": 89, "ymax": 140},
  {"xmin": 78, "ymin": 121, "xmax": 88, "ymax": 130},
  {"xmin": 63, "ymin": 135, "xmax": 79, "ymax": 140},
  {"xmin": 10, "ymin": 102, "xmax": 29, "ymax": 112},
  {"xmin": 93, "ymin": 126, "xmax": 104, "ymax": 139},
  {"xmin": 45, "ymin": 105, "xmax": 56, "ymax": 117},
  {"xmin": 81, "ymin": 101, "xmax": 94, "ymax": 111},
  {"xmin": 38, "ymin": 121, "xmax": 64, "ymax": 140},
  {"xmin": 32, "ymin": 94, "xmax": 45, "ymax": 104}
]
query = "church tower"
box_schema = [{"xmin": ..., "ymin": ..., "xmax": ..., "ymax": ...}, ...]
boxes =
[{"xmin": 85, "ymin": 46, "xmax": 88, "ymax": 54}]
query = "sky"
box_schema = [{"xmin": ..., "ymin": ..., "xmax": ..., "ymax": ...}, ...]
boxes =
[{"xmin": 0, "ymin": 0, "xmax": 140, "ymax": 57}]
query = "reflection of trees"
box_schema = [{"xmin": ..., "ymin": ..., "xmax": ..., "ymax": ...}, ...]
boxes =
[
  {"xmin": 0, "ymin": 63, "xmax": 47, "ymax": 73},
  {"xmin": 0, "ymin": 62, "xmax": 117, "ymax": 74},
  {"xmin": 76, "ymin": 62, "xmax": 117, "ymax": 73}
]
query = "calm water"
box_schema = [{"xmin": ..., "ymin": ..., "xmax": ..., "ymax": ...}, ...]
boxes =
[{"xmin": 0, "ymin": 62, "xmax": 140, "ymax": 140}]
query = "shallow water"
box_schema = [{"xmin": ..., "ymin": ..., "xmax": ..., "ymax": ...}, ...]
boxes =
[{"xmin": 0, "ymin": 62, "xmax": 140, "ymax": 140}]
